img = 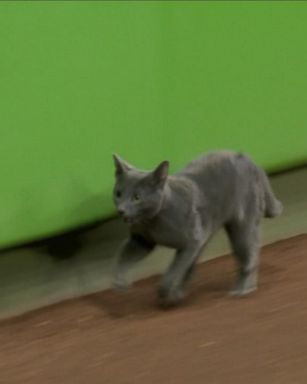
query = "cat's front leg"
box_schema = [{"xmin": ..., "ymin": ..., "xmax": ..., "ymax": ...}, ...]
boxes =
[
  {"xmin": 158, "ymin": 241, "xmax": 205, "ymax": 306},
  {"xmin": 113, "ymin": 234, "xmax": 155, "ymax": 290}
]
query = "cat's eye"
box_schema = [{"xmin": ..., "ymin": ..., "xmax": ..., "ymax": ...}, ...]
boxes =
[
  {"xmin": 116, "ymin": 190, "xmax": 121, "ymax": 198},
  {"xmin": 132, "ymin": 193, "xmax": 141, "ymax": 202}
]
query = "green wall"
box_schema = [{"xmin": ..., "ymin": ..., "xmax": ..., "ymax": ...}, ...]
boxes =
[{"xmin": 1, "ymin": 1, "xmax": 307, "ymax": 248}]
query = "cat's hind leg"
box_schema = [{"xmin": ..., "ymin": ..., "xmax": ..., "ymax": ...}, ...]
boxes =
[{"xmin": 225, "ymin": 217, "xmax": 261, "ymax": 296}]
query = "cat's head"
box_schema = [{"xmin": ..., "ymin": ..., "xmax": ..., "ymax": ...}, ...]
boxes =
[{"xmin": 112, "ymin": 154, "xmax": 169, "ymax": 225}]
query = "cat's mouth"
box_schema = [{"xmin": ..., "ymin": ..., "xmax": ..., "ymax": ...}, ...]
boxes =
[
  {"xmin": 122, "ymin": 215, "xmax": 144, "ymax": 226},
  {"xmin": 123, "ymin": 217, "xmax": 133, "ymax": 224},
  {"xmin": 123, "ymin": 216, "xmax": 138, "ymax": 225}
]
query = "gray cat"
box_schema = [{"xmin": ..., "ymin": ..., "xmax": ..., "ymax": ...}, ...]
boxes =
[{"xmin": 112, "ymin": 151, "xmax": 282, "ymax": 305}]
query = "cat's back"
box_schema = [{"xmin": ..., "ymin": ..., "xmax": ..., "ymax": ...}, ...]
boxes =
[
  {"xmin": 176, "ymin": 150, "xmax": 260, "ymax": 224},
  {"xmin": 178, "ymin": 150, "xmax": 258, "ymax": 199},
  {"xmin": 180, "ymin": 150, "xmax": 245, "ymax": 178}
]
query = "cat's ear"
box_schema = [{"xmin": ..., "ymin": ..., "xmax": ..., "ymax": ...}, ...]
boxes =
[
  {"xmin": 112, "ymin": 154, "xmax": 132, "ymax": 175},
  {"xmin": 151, "ymin": 160, "xmax": 169, "ymax": 185}
]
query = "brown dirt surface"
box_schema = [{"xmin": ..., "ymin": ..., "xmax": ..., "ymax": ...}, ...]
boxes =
[{"xmin": 1, "ymin": 235, "xmax": 307, "ymax": 384}]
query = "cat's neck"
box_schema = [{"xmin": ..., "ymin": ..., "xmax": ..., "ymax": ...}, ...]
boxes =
[{"xmin": 159, "ymin": 175, "xmax": 192, "ymax": 213}]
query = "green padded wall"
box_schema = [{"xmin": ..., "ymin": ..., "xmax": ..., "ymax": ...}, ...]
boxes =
[{"xmin": 1, "ymin": 1, "xmax": 307, "ymax": 248}]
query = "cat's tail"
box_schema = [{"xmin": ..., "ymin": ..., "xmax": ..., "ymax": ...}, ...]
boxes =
[{"xmin": 259, "ymin": 170, "xmax": 283, "ymax": 218}]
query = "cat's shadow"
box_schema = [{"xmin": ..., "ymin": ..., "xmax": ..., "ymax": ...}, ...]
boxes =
[
  {"xmin": 82, "ymin": 273, "xmax": 233, "ymax": 319},
  {"xmin": 80, "ymin": 248, "xmax": 283, "ymax": 319}
]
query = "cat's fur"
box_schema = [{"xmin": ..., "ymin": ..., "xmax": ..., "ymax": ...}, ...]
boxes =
[{"xmin": 112, "ymin": 151, "xmax": 283, "ymax": 305}]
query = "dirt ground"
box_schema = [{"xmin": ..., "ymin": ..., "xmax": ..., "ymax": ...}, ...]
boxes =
[{"xmin": 1, "ymin": 234, "xmax": 307, "ymax": 384}]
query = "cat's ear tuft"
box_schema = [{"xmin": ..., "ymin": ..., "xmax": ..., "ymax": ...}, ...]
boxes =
[
  {"xmin": 152, "ymin": 160, "xmax": 169, "ymax": 184},
  {"xmin": 112, "ymin": 154, "xmax": 131, "ymax": 175}
]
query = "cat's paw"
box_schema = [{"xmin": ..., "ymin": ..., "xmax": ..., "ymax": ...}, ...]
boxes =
[
  {"xmin": 157, "ymin": 286, "xmax": 185, "ymax": 307},
  {"xmin": 229, "ymin": 285, "xmax": 257, "ymax": 297},
  {"xmin": 113, "ymin": 278, "xmax": 130, "ymax": 292}
]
